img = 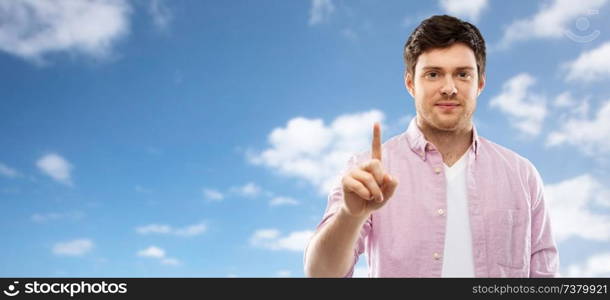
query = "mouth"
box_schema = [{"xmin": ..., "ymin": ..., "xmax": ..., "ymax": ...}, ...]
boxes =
[
  {"xmin": 435, "ymin": 102, "xmax": 460, "ymax": 106},
  {"xmin": 434, "ymin": 103, "xmax": 460, "ymax": 111}
]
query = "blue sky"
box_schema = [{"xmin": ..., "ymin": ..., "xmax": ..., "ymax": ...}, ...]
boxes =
[{"xmin": 1, "ymin": 0, "xmax": 609, "ymax": 277}]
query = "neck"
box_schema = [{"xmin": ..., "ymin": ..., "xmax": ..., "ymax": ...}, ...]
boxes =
[{"xmin": 416, "ymin": 116, "xmax": 473, "ymax": 166}]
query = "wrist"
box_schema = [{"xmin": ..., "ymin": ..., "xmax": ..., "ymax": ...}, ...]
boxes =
[{"xmin": 338, "ymin": 206, "xmax": 370, "ymax": 224}]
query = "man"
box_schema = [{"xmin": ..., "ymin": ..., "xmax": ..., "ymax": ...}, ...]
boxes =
[{"xmin": 303, "ymin": 15, "xmax": 559, "ymax": 277}]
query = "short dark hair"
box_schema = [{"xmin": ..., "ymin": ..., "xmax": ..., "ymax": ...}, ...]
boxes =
[{"xmin": 403, "ymin": 15, "xmax": 486, "ymax": 79}]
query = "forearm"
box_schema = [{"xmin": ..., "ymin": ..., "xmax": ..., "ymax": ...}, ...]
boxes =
[{"xmin": 304, "ymin": 208, "xmax": 370, "ymax": 277}]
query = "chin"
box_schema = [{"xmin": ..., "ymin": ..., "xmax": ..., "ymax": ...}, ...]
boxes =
[
  {"xmin": 432, "ymin": 117, "xmax": 461, "ymax": 131},
  {"xmin": 419, "ymin": 111, "xmax": 468, "ymax": 132}
]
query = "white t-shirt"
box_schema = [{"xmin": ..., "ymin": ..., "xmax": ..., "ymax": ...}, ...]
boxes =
[{"xmin": 441, "ymin": 151, "xmax": 475, "ymax": 277}]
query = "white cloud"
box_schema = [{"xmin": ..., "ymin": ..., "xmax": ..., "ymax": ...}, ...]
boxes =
[
  {"xmin": 566, "ymin": 252, "xmax": 610, "ymax": 277},
  {"xmin": 203, "ymin": 188, "xmax": 224, "ymax": 201},
  {"xmin": 439, "ymin": 0, "xmax": 488, "ymax": 22},
  {"xmin": 135, "ymin": 222, "xmax": 207, "ymax": 237},
  {"xmin": 489, "ymin": 73, "xmax": 547, "ymax": 136},
  {"xmin": 173, "ymin": 223, "xmax": 207, "ymax": 237},
  {"xmin": 248, "ymin": 110, "xmax": 384, "ymax": 195},
  {"xmin": 553, "ymin": 91, "xmax": 577, "ymax": 108},
  {"xmin": 308, "ymin": 0, "xmax": 334, "ymax": 26},
  {"xmin": 552, "ymin": 91, "xmax": 590, "ymax": 125},
  {"xmin": 498, "ymin": 0, "xmax": 607, "ymax": 48},
  {"xmin": 275, "ymin": 270, "xmax": 292, "ymax": 277},
  {"xmin": 563, "ymin": 41, "xmax": 610, "ymax": 83},
  {"xmin": 251, "ymin": 229, "xmax": 279, "ymax": 240},
  {"xmin": 205, "ymin": 183, "xmax": 268, "ymax": 201},
  {"xmin": 545, "ymin": 174, "xmax": 610, "ymax": 243},
  {"xmin": 250, "ymin": 229, "xmax": 314, "ymax": 252},
  {"xmin": 230, "ymin": 182, "xmax": 262, "ymax": 198},
  {"xmin": 0, "ymin": 162, "xmax": 20, "ymax": 178},
  {"xmin": 36, "ymin": 153, "xmax": 74, "ymax": 186},
  {"xmin": 137, "ymin": 246, "xmax": 165, "ymax": 258},
  {"xmin": 546, "ymin": 100, "xmax": 610, "ymax": 156},
  {"xmin": 31, "ymin": 211, "xmax": 85, "ymax": 223},
  {"xmin": 0, "ymin": 0, "xmax": 131, "ymax": 64},
  {"xmin": 135, "ymin": 224, "xmax": 172, "ymax": 235},
  {"xmin": 160, "ymin": 257, "xmax": 180, "ymax": 266},
  {"xmin": 269, "ymin": 196, "xmax": 300, "ymax": 207},
  {"xmin": 53, "ymin": 239, "xmax": 93, "ymax": 256},
  {"xmin": 148, "ymin": 0, "xmax": 172, "ymax": 31},
  {"xmin": 137, "ymin": 246, "xmax": 181, "ymax": 266}
]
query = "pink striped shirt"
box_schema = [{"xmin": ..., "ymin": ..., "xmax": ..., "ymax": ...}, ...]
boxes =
[{"xmin": 309, "ymin": 118, "xmax": 559, "ymax": 277}]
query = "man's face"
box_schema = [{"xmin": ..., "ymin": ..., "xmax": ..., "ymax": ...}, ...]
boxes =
[{"xmin": 405, "ymin": 42, "xmax": 485, "ymax": 132}]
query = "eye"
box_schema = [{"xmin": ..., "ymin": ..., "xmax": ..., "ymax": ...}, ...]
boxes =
[
  {"xmin": 458, "ymin": 72, "xmax": 472, "ymax": 79},
  {"xmin": 425, "ymin": 72, "xmax": 439, "ymax": 79}
]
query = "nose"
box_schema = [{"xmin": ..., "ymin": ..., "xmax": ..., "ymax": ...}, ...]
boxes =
[{"xmin": 440, "ymin": 76, "xmax": 457, "ymax": 97}]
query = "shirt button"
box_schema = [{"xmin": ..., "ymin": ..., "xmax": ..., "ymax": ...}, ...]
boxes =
[
  {"xmin": 437, "ymin": 208, "xmax": 445, "ymax": 216},
  {"xmin": 434, "ymin": 167, "xmax": 441, "ymax": 174},
  {"xmin": 433, "ymin": 252, "xmax": 441, "ymax": 260}
]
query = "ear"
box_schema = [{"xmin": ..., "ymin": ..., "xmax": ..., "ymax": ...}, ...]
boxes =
[
  {"xmin": 405, "ymin": 72, "xmax": 415, "ymax": 98},
  {"xmin": 477, "ymin": 73, "xmax": 486, "ymax": 97}
]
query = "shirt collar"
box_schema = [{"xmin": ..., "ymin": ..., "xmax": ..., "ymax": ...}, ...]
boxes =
[{"xmin": 404, "ymin": 117, "xmax": 480, "ymax": 161}]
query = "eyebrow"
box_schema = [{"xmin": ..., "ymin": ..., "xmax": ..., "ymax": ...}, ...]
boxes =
[{"xmin": 422, "ymin": 66, "xmax": 475, "ymax": 71}]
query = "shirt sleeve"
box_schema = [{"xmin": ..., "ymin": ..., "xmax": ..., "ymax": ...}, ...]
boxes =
[
  {"xmin": 303, "ymin": 154, "xmax": 372, "ymax": 278},
  {"xmin": 528, "ymin": 163, "xmax": 560, "ymax": 277}
]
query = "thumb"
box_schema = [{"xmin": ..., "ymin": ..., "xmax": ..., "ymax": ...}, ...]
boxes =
[{"xmin": 381, "ymin": 173, "xmax": 398, "ymax": 199}]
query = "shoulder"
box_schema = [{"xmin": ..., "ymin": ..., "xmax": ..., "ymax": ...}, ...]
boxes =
[{"xmin": 478, "ymin": 136, "xmax": 543, "ymax": 185}]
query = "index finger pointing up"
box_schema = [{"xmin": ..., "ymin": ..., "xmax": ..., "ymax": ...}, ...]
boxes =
[{"xmin": 372, "ymin": 122, "xmax": 382, "ymax": 161}]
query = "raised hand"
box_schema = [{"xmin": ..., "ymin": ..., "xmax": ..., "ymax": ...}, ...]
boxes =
[{"xmin": 341, "ymin": 122, "xmax": 399, "ymax": 218}]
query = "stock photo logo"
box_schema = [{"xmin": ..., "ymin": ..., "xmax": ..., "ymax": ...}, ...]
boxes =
[
  {"xmin": 564, "ymin": 9, "xmax": 601, "ymax": 43},
  {"xmin": 3, "ymin": 281, "xmax": 19, "ymax": 296},
  {"xmin": 1, "ymin": 280, "xmax": 127, "ymax": 297}
]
